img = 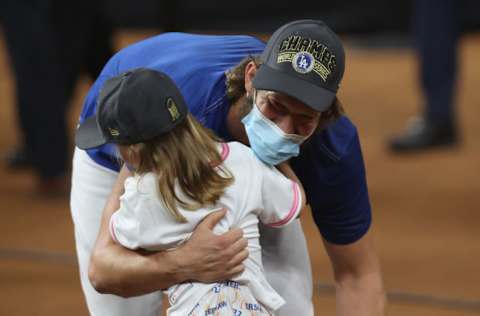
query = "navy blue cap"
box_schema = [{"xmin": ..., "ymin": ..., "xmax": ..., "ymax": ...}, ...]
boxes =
[
  {"xmin": 75, "ymin": 68, "xmax": 188, "ymax": 149},
  {"xmin": 253, "ymin": 19, "xmax": 345, "ymax": 112}
]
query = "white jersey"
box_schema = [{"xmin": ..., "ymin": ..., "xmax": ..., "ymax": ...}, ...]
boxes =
[{"xmin": 109, "ymin": 142, "xmax": 303, "ymax": 315}]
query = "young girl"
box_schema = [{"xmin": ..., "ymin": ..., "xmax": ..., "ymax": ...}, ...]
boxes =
[{"xmin": 76, "ymin": 68, "xmax": 306, "ymax": 315}]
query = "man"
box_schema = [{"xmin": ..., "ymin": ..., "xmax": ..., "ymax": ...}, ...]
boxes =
[{"xmin": 71, "ymin": 20, "xmax": 385, "ymax": 315}]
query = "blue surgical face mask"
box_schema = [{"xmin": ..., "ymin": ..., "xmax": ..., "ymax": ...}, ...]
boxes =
[{"xmin": 241, "ymin": 102, "xmax": 309, "ymax": 165}]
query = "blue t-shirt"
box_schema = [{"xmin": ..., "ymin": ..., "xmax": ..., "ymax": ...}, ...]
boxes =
[{"xmin": 79, "ymin": 32, "xmax": 371, "ymax": 245}]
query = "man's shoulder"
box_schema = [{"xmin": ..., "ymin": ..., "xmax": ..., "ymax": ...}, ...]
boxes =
[
  {"xmin": 307, "ymin": 116, "xmax": 359, "ymax": 163},
  {"xmin": 293, "ymin": 115, "xmax": 366, "ymax": 203},
  {"xmin": 293, "ymin": 116, "xmax": 372, "ymax": 245}
]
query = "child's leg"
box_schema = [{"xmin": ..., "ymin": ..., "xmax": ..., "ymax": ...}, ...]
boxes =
[
  {"xmin": 70, "ymin": 148, "xmax": 163, "ymax": 315},
  {"xmin": 260, "ymin": 220, "xmax": 314, "ymax": 316}
]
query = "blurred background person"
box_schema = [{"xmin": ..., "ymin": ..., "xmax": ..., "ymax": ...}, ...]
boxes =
[
  {"xmin": 389, "ymin": 0, "xmax": 459, "ymax": 152},
  {"xmin": 0, "ymin": 0, "xmax": 113, "ymax": 196}
]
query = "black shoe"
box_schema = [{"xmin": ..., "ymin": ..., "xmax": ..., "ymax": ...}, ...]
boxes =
[
  {"xmin": 4, "ymin": 148, "xmax": 32, "ymax": 169},
  {"xmin": 388, "ymin": 117, "xmax": 458, "ymax": 153}
]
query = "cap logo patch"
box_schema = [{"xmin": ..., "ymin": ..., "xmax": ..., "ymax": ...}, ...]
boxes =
[
  {"xmin": 108, "ymin": 127, "xmax": 120, "ymax": 137},
  {"xmin": 166, "ymin": 97, "xmax": 181, "ymax": 122},
  {"xmin": 292, "ymin": 52, "xmax": 315, "ymax": 74},
  {"xmin": 277, "ymin": 35, "xmax": 337, "ymax": 82}
]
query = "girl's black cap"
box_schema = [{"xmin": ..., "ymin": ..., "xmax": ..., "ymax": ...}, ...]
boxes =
[
  {"xmin": 252, "ymin": 19, "xmax": 345, "ymax": 112},
  {"xmin": 75, "ymin": 68, "xmax": 188, "ymax": 149}
]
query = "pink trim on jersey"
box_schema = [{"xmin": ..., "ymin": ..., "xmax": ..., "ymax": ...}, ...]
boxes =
[
  {"xmin": 211, "ymin": 143, "xmax": 230, "ymax": 167},
  {"xmin": 220, "ymin": 142, "xmax": 230, "ymax": 161},
  {"xmin": 266, "ymin": 181, "xmax": 301, "ymax": 228},
  {"xmin": 109, "ymin": 217, "xmax": 119, "ymax": 243}
]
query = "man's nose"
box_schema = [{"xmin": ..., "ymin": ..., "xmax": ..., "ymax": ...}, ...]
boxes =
[{"xmin": 276, "ymin": 116, "xmax": 295, "ymax": 135}]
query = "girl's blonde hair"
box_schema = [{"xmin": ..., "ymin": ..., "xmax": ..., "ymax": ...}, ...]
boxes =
[{"xmin": 129, "ymin": 114, "xmax": 233, "ymax": 222}]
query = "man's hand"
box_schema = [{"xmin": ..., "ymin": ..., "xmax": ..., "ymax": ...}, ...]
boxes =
[{"xmin": 175, "ymin": 209, "xmax": 249, "ymax": 283}]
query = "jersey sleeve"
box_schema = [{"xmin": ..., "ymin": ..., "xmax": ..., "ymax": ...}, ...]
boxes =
[
  {"xmin": 109, "ymin": 177, "xmax": 152, "ymax": 250},
  {"xmin": 258, "ymin": 163, "xmax": 303, "ymax": 228},
  {"xmin": 291, "ymin": 117, "xmax": 372, "ymax": 245}
]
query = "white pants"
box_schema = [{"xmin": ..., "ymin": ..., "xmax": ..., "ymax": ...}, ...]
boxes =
[{"xmin": 70, "ymin": 148, "xmax": 313, "ymax": 316}]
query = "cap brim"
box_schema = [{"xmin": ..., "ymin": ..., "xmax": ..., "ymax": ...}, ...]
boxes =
[
  {"xmin": 75, "ymin": 116, "xmax": 108, "ymax": 150},
  {"xmin": 252, "ymin": 65, "xmax": 336, "ymax": 112}
]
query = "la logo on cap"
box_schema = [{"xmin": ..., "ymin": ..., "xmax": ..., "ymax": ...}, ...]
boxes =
[
  {"xmin": 166, "ymin": 97, "xmax": 181, "ymax": 122},
  {"xmin": 292, "ymin": 52, "xmax": 315, "ymax": 74}
]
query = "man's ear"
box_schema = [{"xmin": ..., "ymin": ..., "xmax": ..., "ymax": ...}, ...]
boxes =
[{"xmin": 244, "ymin": 61, "xmax": 258, "ymax": 98}]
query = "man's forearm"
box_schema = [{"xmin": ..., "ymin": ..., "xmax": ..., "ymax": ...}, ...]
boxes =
[
  {"xmin": 335, "ymin": 271, "xmax": 386, "ymax": 316},
  {"xmin": 324, "ymin": 233, "xmax": 386, "ymax": 316},
  {"xmin": 89, "ymin": 241, "xmax": 187, "ymax": 297}
]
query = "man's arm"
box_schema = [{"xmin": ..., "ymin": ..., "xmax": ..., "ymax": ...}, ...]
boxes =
[
  {"xmin": 89, "ymin": 166, "xmax": 248, "ymax": 298},
  {"xmin": 323, "ymin": 231, "xmax": 386, "ymax": 316}
]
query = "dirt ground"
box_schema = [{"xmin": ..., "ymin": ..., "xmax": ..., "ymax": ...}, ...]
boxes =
[{"xmin": 0, "ymin": 30, "xmax": 479, "ymax": 315}]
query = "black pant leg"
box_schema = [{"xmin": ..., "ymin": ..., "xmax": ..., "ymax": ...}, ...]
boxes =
[
  {"xmin": 414, "ymin": 0, "xmax": 459, "ymax": 126},
  {"xmin": 2, "ymin": 1, "xmax": 80, "ymax": 179},
  {"xmin": 2, "ymin": 1, "xmax": 59, "ymax": 175}
]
